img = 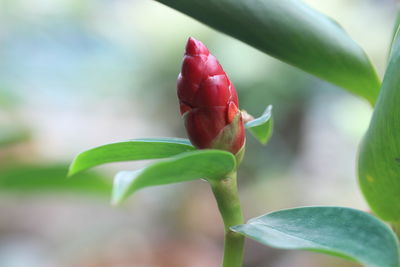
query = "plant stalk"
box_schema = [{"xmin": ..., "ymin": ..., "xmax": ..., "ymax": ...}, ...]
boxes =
[{"xmin": 210, "ymin": 172, "xmax": 245, "ymax": 267}]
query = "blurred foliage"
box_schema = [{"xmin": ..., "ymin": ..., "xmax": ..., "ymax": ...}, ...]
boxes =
[
  {"xmin": 0, "ymin": 164, "xmax": 110, "ymax": 195},
  {"xmin": 0, "ymin": 126, "xmax": 30, "ymax": 147}
]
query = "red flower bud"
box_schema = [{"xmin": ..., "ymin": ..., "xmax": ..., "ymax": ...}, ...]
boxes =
[{"xmin": 177, "ymin": 37, "xmax": 245, "ymax": 155}]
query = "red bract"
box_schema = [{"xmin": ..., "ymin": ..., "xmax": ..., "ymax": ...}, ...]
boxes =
[{"xmin": 177, "ymin": 37, "xmax": 245, "ymax": 155}]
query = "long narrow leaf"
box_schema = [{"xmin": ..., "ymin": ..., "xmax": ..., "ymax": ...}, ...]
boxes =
[
  {"xmin": 69, "ymin": 138, "xmax": 194, "ymax": 176},
  {"xmin": 358, "ymin": 25, "xmax": 400, "ymax": 222},
  {"xmin": 155, "ymin": 0, "xmax": 380, "ymax": 104}
]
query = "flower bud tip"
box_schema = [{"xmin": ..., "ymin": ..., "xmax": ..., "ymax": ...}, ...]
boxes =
[{"xmin": 185, "ymin": 37, "xmax": 209, "ymax": 56}]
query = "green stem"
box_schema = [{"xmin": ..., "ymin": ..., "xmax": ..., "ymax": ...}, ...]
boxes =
[{"xmin": 210, "ymin": 172, "xmax": 245, "ymax": 267}]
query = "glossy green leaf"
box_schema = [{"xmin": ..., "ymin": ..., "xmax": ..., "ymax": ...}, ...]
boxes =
[
  {"xmin": 358, "ymin": 26, "xmax": 400, "ymax": 222},
  {"xmin": 232, "ymin": 206, "xmax": 400, "ymax": 267},
  {"xmin": 155, "ymin": 0, "xmax": 380, "ymax": 104},
  {"xmin": 69, "ymin": 138, "xmax": 195, "ymax": 176},
  {"xmin": 245, "ymin": 105, "xmax": 273, "ymax": 145},
  {"xmin": 0, "ymin": 165, "xmax": 111, "ymax": 195},
  {"xmin": 112, "ymin": 150, "xmax": 236, "ymax": 205}
]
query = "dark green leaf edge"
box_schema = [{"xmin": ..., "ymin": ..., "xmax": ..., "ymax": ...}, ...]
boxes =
[{"xmin": 68, "ymin": 138, "xmax": 195, "ymax": 177}]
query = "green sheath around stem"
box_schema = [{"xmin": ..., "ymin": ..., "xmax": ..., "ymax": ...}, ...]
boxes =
[{"xmin": 210, "ymin": 172, "xmax": 245, "ymax": 267}]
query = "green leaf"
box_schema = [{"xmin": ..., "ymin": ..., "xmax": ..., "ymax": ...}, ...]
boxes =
[
  {"xmin": 389, "ymin": 7, "xmax": 400, "ymax": 55},
  {"xmin": 0, "ymin": 165, "xmax": 111, "ymax": 195},
  {"xmin": 232, "ymin": 206, "xmax": 400, "ymax": 267},
  {"xmin": 245, "ymin": 105, "xmax": 273, "ymax": 145},
  {"xmin": 112, "ymin": 149, "xmax": 236, "ymax": 205},
  {"xmin": 358, "ymin": 25, "xmax": 400, "ymax": 222},
  {"xmin": 69, "ymin": 138, "xmax": 195, "ymax": 176},
  {"xmin": 155, "ymin": 0, "xmax": 380, "ymax": 105}
]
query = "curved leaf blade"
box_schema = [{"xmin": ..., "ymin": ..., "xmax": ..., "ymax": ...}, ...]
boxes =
[
  {"xmin": 232, "ymin": 206, "xmax": 400, "ymax": 267},
  {"xmin": 69, "ymin": 138, "xmax": 195, "ymax": 176},
  {"xmin": 358, "ymin": 24, "xmax": 400, "ymax": 222},
  {"xmin": 112, "ymin": 150, "xmax": 236, "ymax": 205},
  {"xmin": 245, "ymin": 105, "xmax": 273, "ymax": 145},
  {"xmin": 155, "ymin": 0, "xmax": 380, "ymax": 104}
]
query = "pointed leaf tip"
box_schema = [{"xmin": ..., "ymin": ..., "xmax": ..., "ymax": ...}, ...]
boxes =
[
  {"xmin": 245, "ymin": 105, "xmax": 273, "ymax": 145},
  {"xmin": 112, "ymin": 170, "xmax": 143, "ymax": 205}
]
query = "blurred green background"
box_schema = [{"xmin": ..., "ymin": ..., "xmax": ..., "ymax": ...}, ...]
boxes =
[{"xmin": 0, "ymin": 0, "xmax": 398, "ymax": 266}]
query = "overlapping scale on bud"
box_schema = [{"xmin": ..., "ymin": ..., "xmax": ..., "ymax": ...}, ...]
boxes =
[{"xmin": 177, "ymin": 37, "xmax": 245, "ymax": 156}]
